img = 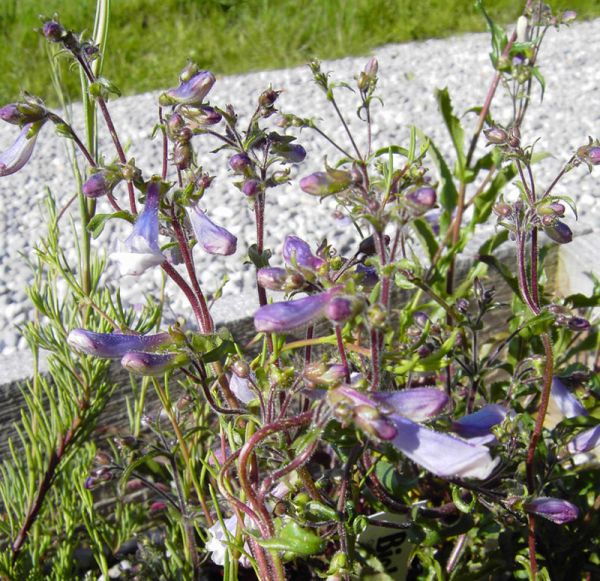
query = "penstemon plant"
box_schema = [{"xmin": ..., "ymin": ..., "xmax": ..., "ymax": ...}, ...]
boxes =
[{"xmin": 0, "ymin": 1, "xmax": 598, "ymax": 580}]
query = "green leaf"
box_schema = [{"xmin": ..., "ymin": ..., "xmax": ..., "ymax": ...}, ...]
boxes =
[
  {"xmin": 419, "ymin": 130, "xmax": 457, "ymax": 235},
  {"xmin": 87, "ymin": 211, "xmax": 133, "ymax": 238},
  {"xmin": 478, "ymin": 229, "xmax": 509, "ymax": 255},
  {"xmin": 531, "ymin": 66, "xmax": 546, "ymax": 102},
  {"xmin": 257, "ymin": 520, "xmax": 325, "ymax": 556},
  {"xmin": 411, "ymin": 218, "xmax": 438, "ymax": 261},
  {"xmin": 475, "ymin": 0, "xmax": 508, "ymax": 67},
  {"xmin": 247, "ymin": 243, "xmax": 272, "ymax": 269},
  {"xmin": 373, "ymin": 145, "xmax": 409, "ymax": 159},
  {"xmin": 435, "ymin": 88, "xmax": 466, "ymax": 180}
]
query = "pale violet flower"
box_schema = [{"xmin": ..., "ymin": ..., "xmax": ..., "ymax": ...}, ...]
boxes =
[
  {"xmin": 111, "ymin": 181, "xmax": 166, "ymax": 276},
  {"xmin": 0, "ymin": 123, "xmax": 42, "ymax": 177},
  {"xmin": 186, "ymin": 203, "xmax": 237, "ymax": 256},
  {"xmin": 229, "ymin": 373, "xmax": 256, "ymax": 404}
]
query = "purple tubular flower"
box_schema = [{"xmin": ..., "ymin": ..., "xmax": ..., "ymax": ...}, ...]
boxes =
[
  {"xmin": 389, "ymin": 414, "xmax": 499, "ymax": 479},
  {"xmin": 282, "ymin": 235, "xmax": 325, "ymax": 271},
  {"xmin": 67, "ymin": 329, "xmax": 173, "ymax": 358},
  {"xmin": 111, "ymin": 181, "xmax": 166, "ymax": 275},
  {"xmin": 0, "ymin": 123, "xmax": 41, "ymax": 177},
  {"xmin": 121, "ymin": 351, "xmax": 188, "ymax": 376},
  {"xmin": 254, "ymin": 288, "xmax": 339, "ymax": 332},
  {"xmin": 0, "ymin": 102, "xmax": 47, "ymax": 125},
  {"xmin": 159, "ymin": 70, "xmax": 216, "ymax": 106},
  {"xmin": 327, "ymin": 386, "xmax": 497, "ymax": 479},
  {"xmin": 566, "ymin": 425, "xmax": 600, "ymax": 455},
  {"xmin": 524, "ymin": 497, "xmax": 579, "ymax": 524},
  {"xmin": 371, "ymin": 388, "xmax": 449, "ymax": 422},
  {"xmin": 550, "ymin": 377, "xmax": 587, "ymax": 419},
  {"xmin": 186, "ymin": 203, "xmax": 237, "ymax": 256},
  {"xmin": 452, "ymin": 404, "xmax": 508, "ymax": 444}
]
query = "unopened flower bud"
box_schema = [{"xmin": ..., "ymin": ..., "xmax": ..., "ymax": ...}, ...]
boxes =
[
  {"xmin": 354, "ymin": 405, "xmax": 398, "ymax": 440},
  {"xmin": 173, "ymin": 141, "xmax": 193, "ymax": 170},
  {"xmin": 508, "ymin": 127, "xmax": 521, "ymax": 148},
  {"xmin": 566, "ymin": 425, "xmax": 600, "ymax": 455},
  {"xmin": 195, "ymin": 105, "xmax": 222, "ymax": 126},
  {"xmin": 257, "ymin": 267, "xmax": 288, "ymax": 291},
  {"xmin": 456, "ymin": 298, "xmax": 469, "ymax": 314},
  {"xmin": 42, "ymin": 20, "xmax": 64, "ymax": 42},
  {"xmin": 562, "ymin": 10, "xmax": 577, "ymax": 23},
  {"xmin": 83, "ymin": 171, "xmax": 110, "ymax": 198},
  {"xmin": 543, "ymin": 220, "xmax": 572, "ymax": 244},
  {"xmin": 242, "ymin": 179, "xmax": 260, "ymax": 197},
  {"xmin": 355, "ymin": 264, "xmax": 378, "ymax": 287},
  {"xmin": 229, "ymin": 152, "xmax": 251, "ymax": 173},
  {"xmin": 300, "ymin": 169, "xmax": 353, "ymax": 196},
  {"xmin": 586, "ymin": 146, "xmax": 600, "ymax": 165},
  {"xmin": 358, "ymin": 234, "xmax": 390, "ymax": 256},
  {"xmin": 0, "ymin": 101, "xmax": 48, "ymax": 126},
  {"xmin": 325, "ymin": 296, "xmax": 359, "ymax": 323},
  {"xmin": 232, "ymin": 359, "xmax": 250, "ymax": 378},
  {"xmin": 272, "ymin": 142, "xmax": 306, "ymax": 163},
  {"xmin": 368, "ymin": 304, "xmax": 386, "ymax": 328},
  {"xmin": 258, "ymin": 87, "xmax": 281, "ymax": 109},
  {"xmin": 149, "ymin": 501, "xmax": 168, "ymax": 513},
  {"xmin": 121, "ymin": 351, "xmax": 188, "ymax": 376},
  {"xmin": 524, "ymin": 497, "xmax": 579, "ymax": 524},
  {"xmin": 568, "ymin": 316, "xmax": 590, "ymax": 332},
  {"xmin": 303, "ymin": 363, "xmax": 346, "ymax": 388},
  {"xmin": 405, "ymin": 186, "xmax": 437, "ymax": 213},
  {"xmin": 484, "ymin": 126, "xmax": 508, "ymax": 145}
]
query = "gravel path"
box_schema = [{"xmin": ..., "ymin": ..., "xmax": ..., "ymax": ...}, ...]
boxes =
[{"xmin": 0, "ymin": 18, "xmax": 598, "ymax": 355}]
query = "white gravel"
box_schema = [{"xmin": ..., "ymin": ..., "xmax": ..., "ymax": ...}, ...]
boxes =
[{"xmin": 0, "ymin": 18, "xmax": 599, "ymax": 355}]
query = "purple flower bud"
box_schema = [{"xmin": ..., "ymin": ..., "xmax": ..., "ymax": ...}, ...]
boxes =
[
  {"xmin": 67, "ymin": 329, "xmax": 174, "ymax": 359},
  {"xmin": 121, "ymin": 351, "xmax": 188, "ymax": 376},
  {"xmin": 543, "ymin": 220, "xmax": 572, "ymax": 244},
  {"xmin": 405, "ymin": 187, "xmax": 437, "ymax": 213},
  {"xmin": 354, "ymin": 405, "xmax": 398, "ymax": 440},
  {"xmin": 325, "ymin": 296, "xmax": 358, "ymax": 323},
  {"xmin": 524, "ymin": 497, "xmax": 579, "ymax": 524},
  {"xmin": 272, "ymin": 142, "xmax": 306, "ymax": 163},
  {"xmin": 258, "ymin": 87, "xmax": 281, "ymax": 109},
  {"xmin": 586, "ymin": 146, "xmax": 600, "ymax": 165},
  {"xmin": 149, "ymin": 501, "xmax": 168, "ymax": 513},
  {"xmin": 562, "ymin": 10, "xmax": 577, "ymax": 23},
  {"xmin": 358, "ymin": 234, "xmax": 390, "ymax": 256},
  {"xmin": 0, "ymin": 123, "xmax": 42, "ymax": 177},
  {"xmin": 282, "ymin": 235, "xmax": 325, "ymax": 271},
  {"xmin": 173, "ymin": 140, "xmax": 193, "ymax": 170},
  {"xmin": 257, "ymin": 267, "xmax": 290, "ymax": 291},
  {"xmin": 159, "ymin": 70, "xmax": 216, "ymax": 106},
  {"xmin": 0, "ymin": 102, "xmax": 48, "ymax": 125},
  {"xmin": 42, "ymin": 20, "xmax": 64, "ymax": 42},
  {"xmin": 82, "ymin": 171, "xmax": 113, "ymax": 198},
  {"xmin": 254, "ymin": 287, "xmax": 340, "ymax": 332},
  {"xmin": 484, "ymin": 126, "xmax": 509, "ymax": 145},
  {"xmin": 548, "ymin": 202, "xmax": 566, "ymax": 216},
  {"xmin": 568, "ymin": 316, "xmax": 591, "ymax": 331},
  {"xmin": 196, "ymin": 105, "xmax": 222, "ymax": 126},
  {"xmin": 303, "ymin": 363, "xmax": 346, "ymax": 388},
  {"xmin": 229, "ymin": 152, "xmax": 251, "ymax": 173},
  {"xmin": 242, "ymin": 179, "xmax": 261, "ymax": 197},
  {"xmin": 566, "ymin": 425, "xmax": 600, "ymax": 456},
  {"xmin": 452, "ymin": 404, "xmax": 508, "ymax": 444},
  {"xmin": 299, "ymin": 169, "xmax": 353, "ymax": 196},
  {"xmin": 549, "ymin": 377, "xmax": 587, "ymax": 420},
  {"xmin": 186, "ymin": 203, "xmax": 237, "ymax": 255},
  {"xmin": 111, "ymin": 181, "xmax": 166, "ymax": 275}
]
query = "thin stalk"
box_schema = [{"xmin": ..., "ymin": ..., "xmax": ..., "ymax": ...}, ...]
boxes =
[
  {"xmin": 330, "ymin": 96, "xmax": 362, "ymax": 161},
  {"xmin": 335, "ymin": 325, "xmax": 351, "ymax": 383}
]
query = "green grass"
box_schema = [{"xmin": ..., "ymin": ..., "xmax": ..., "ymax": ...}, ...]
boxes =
[{"xmin": 0, "ymin": 0, "xmax": 598, "ymax": 105}]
